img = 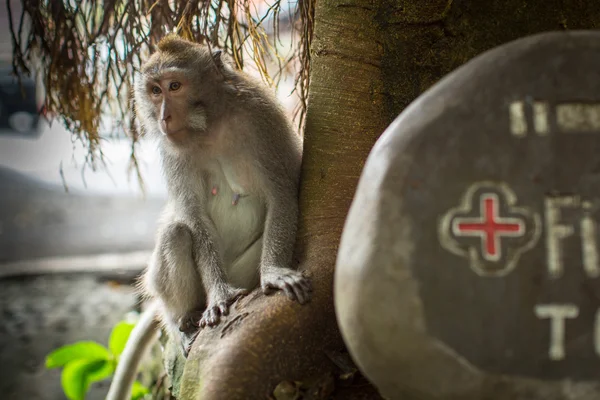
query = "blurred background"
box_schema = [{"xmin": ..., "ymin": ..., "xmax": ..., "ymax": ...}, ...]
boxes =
[{"xmin": 0, "ymin": 2, "xmax": 299, "ymax": 398}]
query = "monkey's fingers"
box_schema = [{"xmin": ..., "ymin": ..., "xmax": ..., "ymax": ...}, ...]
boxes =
[
  {"xmin": 218, "ymin": 302, "xmax": 229, "ymax": 316},
  {"xmin": 262, "ymin": 280, "xmax": 291, "ymax": 298},
  {"xmin": 230, "ymin": 288, "xmax": 250, "ymax": 303},
  {"xmin": 199, "ymin": 307, "xmax": 221, "ymax": 328},
  {"xmin": 261, "ymin": 274, "xmax": 312, "ymax": 304},
  {"xmin": 179, "ymin": 319, "xmax": 196, "ymax": 333},
  {"xmin": 220, "ymin": 288, "xmax": 249, "ymax": 315},
  {"xmin": 299, "ymin": 276, "xmax": 313, "ymax": 293},
  {"xmin": 281, "ymin": 275, "xmax": 311, "ymax": 305},
  {"xmin": 201, "ymin": 288, "xmax": 248, "ymax": 328},
  {"xmin": 261, "ymin": 282, "xmax": 278, "ymax": 295},
  {"xmin": 283, "ymin": 275, "xmax": 311, "ymax": 304},
  {"xmin": 179, "ymin": 310, "xmax": 203, "ymax": 333},
  {"xmin": 280, "ymin": 281, "xmax": 297, "ymax": 302}
]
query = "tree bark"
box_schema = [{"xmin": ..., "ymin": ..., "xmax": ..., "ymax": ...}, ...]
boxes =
[
  {"xmin": 378, "ymin": 0, "xmax": 600, "ymax": 121},
  {"xmin": 180, "ymin": 1, "xmax": 600, "ymax": 399}
]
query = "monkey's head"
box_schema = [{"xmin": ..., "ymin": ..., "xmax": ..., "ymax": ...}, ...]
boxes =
[{"xmin": 134, "ymin": 35, "xmax": 236, "ymax": 144}]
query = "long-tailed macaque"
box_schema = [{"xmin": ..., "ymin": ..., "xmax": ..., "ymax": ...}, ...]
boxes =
[{"xmin": 106, "ymin": 35, "xmax": 311, "ymax": 400}]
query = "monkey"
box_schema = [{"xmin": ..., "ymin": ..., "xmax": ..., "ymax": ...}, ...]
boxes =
[{"xmin": 106, "ymin": 35, "xmax": 311, "ymax": 400}]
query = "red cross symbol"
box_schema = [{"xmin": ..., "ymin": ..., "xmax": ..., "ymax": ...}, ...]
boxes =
[{"xmin": 451, "ymin": 193, "xmax": 525, "ymax": 261}]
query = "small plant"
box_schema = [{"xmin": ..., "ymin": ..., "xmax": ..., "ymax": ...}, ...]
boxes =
[{"xmin": 46, "ymin": 321, "xmax": 149, "ymax": 400}]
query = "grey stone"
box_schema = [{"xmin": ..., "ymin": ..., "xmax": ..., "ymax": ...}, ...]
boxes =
[{"xmin": 335, "ymin": 31, "xmax": 600, "ymax": 399}]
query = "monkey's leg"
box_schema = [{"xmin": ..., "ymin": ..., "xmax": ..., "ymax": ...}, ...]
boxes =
[
  {"xmin": 149, "ymin": 222, "xmax": 206, "ymax": 353},
  {"xmin": 190, "ymin": 220, "xmax": 248, "ymax": 328}
]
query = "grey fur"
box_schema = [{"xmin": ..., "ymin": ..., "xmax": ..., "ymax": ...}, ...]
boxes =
[
  {"xmin": 107, "ymin": 38, "xmax": 312, "ymax": 400},
  {"xmin": 137, "ymin": 37, "xmax": 311, "ymax": 348}
]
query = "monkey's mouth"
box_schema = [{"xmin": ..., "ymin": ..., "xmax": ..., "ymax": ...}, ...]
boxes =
[
  {"xmin": 160, "ymin": 126, "xmax": 187, "ymax": 141},
  {"xmin": 160, "ymin": 121, "xmax": 182, "ymax": 135}
]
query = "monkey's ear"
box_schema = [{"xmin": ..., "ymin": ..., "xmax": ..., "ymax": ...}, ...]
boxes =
[
  {"xmin": 212, "ymin": 49, "xmax": 237, "ymax": 73},
  {"xmin": 212, "ymin": 50, "xmax": 224, "ymax": 69}
]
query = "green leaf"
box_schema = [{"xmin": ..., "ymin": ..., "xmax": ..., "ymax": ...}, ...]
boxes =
[
  {"xmin": 109, "ymin": 321, "xmax": 136, "ymax": 356},
  {"xmin": 86, "ymin": 358, "xmax": 115, "ymax": 384},
  {"xmin": 61, "ymin": 359, "xmax": 113, "ymax": 400},
  {"xmin": 131, "ymin": 381, "xmax": 150, "ymax": 400},
  {"xmin": 46, "ymin": 341, "xmax": 110, "ymax": 369}
]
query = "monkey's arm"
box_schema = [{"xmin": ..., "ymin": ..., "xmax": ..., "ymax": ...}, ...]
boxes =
[
  {"xmin": 191, "ymin": 217, "xmax": 248, "ymax": 327},
  {"xmin": 259, "ymin": 179, "xmax": 312, "ymax": 304},
  {"xmin": 106, "ymin": 301, "xmax": 160, "ymax": 400}
]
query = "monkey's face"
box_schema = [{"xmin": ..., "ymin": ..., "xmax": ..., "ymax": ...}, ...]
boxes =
[
  {"xmin": 141, "ymin": 69, "xmax": 207, "ymax": 142},
  {"xmin": 135, "ymin": 36, "xmax": 233, "ymax": 144}
]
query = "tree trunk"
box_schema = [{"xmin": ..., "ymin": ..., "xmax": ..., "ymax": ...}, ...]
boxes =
[
  {"xmin": 179, "ymin": 1, "xmax": 386, "ymax": 398},
  {"xmin": 180, "ymin": 1, "xmax": 600, "ymax": 399},
  {"xmin": 378, "ymin": 0, "xmax": 600, "ymax": 122}
]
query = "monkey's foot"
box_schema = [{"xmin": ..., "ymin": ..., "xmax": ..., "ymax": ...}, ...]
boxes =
[
  {"xmin": 179, "ymin": 329, "xmax": 200, "ymax": 358},
  {"xmin": 199, "ymin": 287, "xmax": 248, "ymax": 328},
  {"xmin": 261, "ymin": 267, "xmax": 312, "ymax": 305},
  {"xmin": 178, "ymin": 310, "xmax": 204, "ymax": 333}
]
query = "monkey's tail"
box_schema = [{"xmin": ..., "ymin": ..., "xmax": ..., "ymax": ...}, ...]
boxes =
[{"xmin": 106, "ymin": 301, "xmax": 161, "ymax": 400}]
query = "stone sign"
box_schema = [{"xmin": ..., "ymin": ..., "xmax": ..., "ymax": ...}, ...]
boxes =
[{"xmin": 335, "ymin": 31, "xmax": 600, "ymax": 399}]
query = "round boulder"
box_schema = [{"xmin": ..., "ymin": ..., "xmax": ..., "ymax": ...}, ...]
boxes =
[{"xmin": 335, "ymin": 31, "xmax": 600, "ymax": 399}]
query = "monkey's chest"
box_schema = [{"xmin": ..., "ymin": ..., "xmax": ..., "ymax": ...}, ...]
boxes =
[{"xmin": 204, "ymin": 166, "xmax": 266, "ymax": 261}]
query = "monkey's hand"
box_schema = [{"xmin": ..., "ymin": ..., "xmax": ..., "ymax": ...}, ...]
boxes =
[
  {"xmin": 261, "ymin": 267, "xmax": 312, "ymax": 305},
  {"xmin": 200, "ymin": 285, "xmax": 248, "ymax": 328}
]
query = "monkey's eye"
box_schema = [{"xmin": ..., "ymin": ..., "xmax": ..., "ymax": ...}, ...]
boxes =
[
  {"xmin": 169, "ymin": 81, "xmax": 182, "ymax": 91},
  {"xmin": 151, "ymin": 86, "xmax": 162, "ymax": 95}
]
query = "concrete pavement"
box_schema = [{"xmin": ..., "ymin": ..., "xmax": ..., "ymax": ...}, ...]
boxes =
[{"xmin": 0, "ymin": 274, "xmax": 139, "ymax": 400}]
